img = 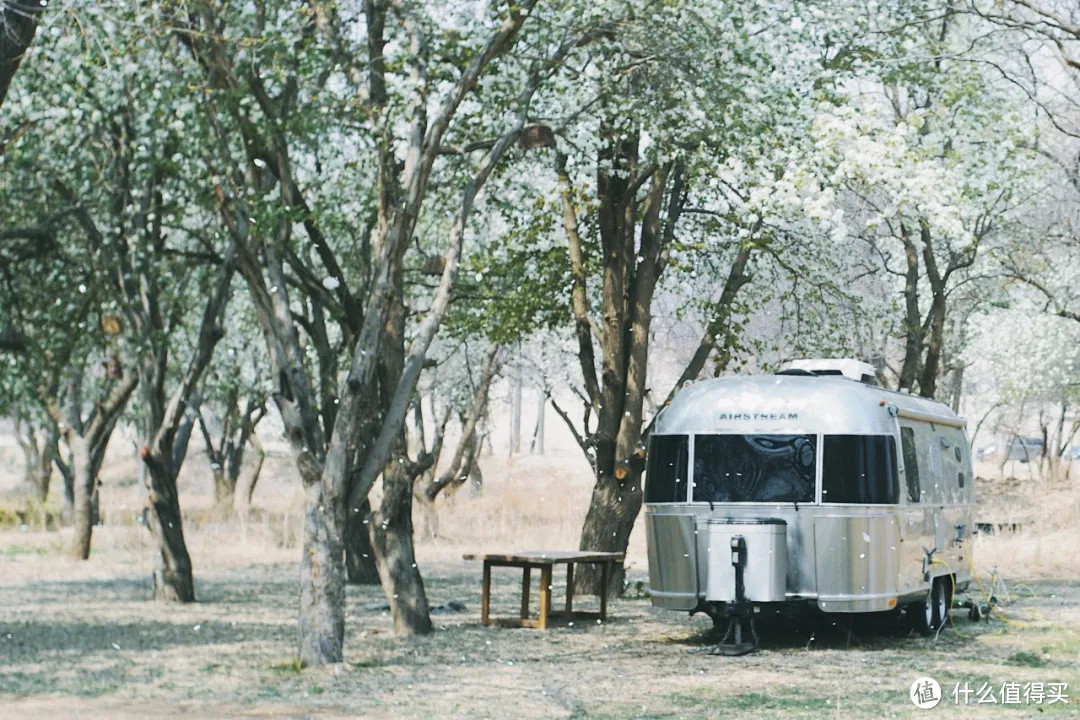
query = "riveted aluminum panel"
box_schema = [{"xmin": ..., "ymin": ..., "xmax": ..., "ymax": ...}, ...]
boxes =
[
  {"xmin": 814, "ymin": 513, "xmax": 901, "ymax": 613},
  {"xmin": 645, "ymin": 513, "xmax": 698, "ymax": 610}
]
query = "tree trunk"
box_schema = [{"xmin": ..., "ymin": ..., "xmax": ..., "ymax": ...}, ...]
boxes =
[
  {"xmin": 240, "ymin": 434, "xmax": 266, "ymax": 510},
  {"xmin": 575, "ymin": 161, "xmax": 674, "ymax": 597},
  {"xmin": 0, "ymin": 0, "xmax": 45, "ymax": 108},
  {"xmin": 15, "ymin": 422, "xmax": 53, "ymax": 502},
  {"xmin": 510, "ymin": 370, "xmax": 522, "ymax": 455},
  {"xmin": 143, "ymin": 460, "xmax": 196, "ymax": 602},
  {"xmin": 363, "ymin": 211, "xmax": 433, "ymax": 632},
  {"xmin": 464, "ymin": 430, "xmax": 483, "ymax": 495},
  {"xmin": 369, "ymin": 445, "xmax": 433, "ymax": 635},
  {"xmin": 897, "ymin": 224, "xmax": 922, "ymax": 392},
  {"xmin": 949, "ymin": 364, "xmax": 964, "ymax": 413},
  {"xmin": 345, "ymin": 498, "xmax": 380, "ymax": 584},
  {"xmin": 577, "ymin": 467, "xmax": 641, "ymax": 597},
  {"xmin": 298, "ymin": 475, "xmax": 346, "ymax": 666},
  {"xmin": 920, "ymin": 290, "xmax": 946, "ymax": 399},
  {"xmin": 212, "ymin": 467, "xmax": 235, "ymax": 512},
  {"xmin": 919, "ymin": 222, "xmax": 947, "ymax": 399},
  {"xmin": 55, "ymin": 445, "xmax": 75, "ymax": 520},
  {"xmin": 423, "ymin": 348, "xmax": 499, "ymax": 502},
  {"xmin": 33, "ymin": 438, "xmax": 53, "ymax": 502},
  {"xmin": 69, "ymin": 436, "xmax": 94, "ymax": 560},
  {"xmin": 531, "ymin": 393, "xmax": 545, "ymax": 455}
]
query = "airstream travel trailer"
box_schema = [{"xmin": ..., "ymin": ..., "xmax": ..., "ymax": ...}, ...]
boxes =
[{"xmin": 644, "ymin": 359, "xmax": 975, "ymax": 652}]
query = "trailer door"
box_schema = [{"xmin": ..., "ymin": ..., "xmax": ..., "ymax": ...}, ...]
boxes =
[{"xmin": 898, "ymin": 423, "xmax": 930, "ymax": 596}]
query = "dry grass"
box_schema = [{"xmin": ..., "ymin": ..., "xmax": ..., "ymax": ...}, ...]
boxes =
[
  {"xmin": 0, "ymin": 445, "xmax": 1079, "ymax": 717},
  {"xmin": 971, "ymin": 463, "xmax": 1080, "ymax": 582},
  {"xmin": 0, "ymin": 446, "xmax": 1076, "ymax": 587}
]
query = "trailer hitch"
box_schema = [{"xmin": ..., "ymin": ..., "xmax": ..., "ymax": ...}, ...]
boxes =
[{"xmin": 694, "ymin": 535, "xmax": 760, "ymax": 657}]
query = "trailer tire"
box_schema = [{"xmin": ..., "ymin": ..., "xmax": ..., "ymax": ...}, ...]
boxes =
[
  {"xmin": 935, "ymin": 575, "xmax": 952, "ymax": 631},
  {"xmin": 913, "ymin": 588, "xmax": 935, "ymax": 636},
  {"xmin": 912, "ymin": 576, "xmax": 950, "ymax": 636}
]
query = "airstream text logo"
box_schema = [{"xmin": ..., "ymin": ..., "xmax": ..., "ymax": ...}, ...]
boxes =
[{"xmin": 716, "ymin": 412, "xmax": 799, "ymax": 421}]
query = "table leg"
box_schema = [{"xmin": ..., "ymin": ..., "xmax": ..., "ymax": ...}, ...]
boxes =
[
  {"xmin": 538, "ymin": 565, "xmax": 552, "ymax": 629},
  {"xmin": 520, "ymin": 566, "xmax": 531, "ymax": 620},
  {"xmin": 599, "ymin": 562, "xmax": 609, "ymax": 621},
  {"xmin": 481, "ymin": 561, "xmax": 491, "ymax": 626},
  {"xmin": 565, "ymin": 563, "xmax": 575, "ymax": 614}
]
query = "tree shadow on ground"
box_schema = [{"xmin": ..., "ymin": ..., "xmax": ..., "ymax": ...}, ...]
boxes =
[
  {"xmin": 0, "ymin": 617, "xmax": 292, "ymax": 664},
  {"xmin": 669, "ymin": 608, "xmax": 982, "ymax": 652}
]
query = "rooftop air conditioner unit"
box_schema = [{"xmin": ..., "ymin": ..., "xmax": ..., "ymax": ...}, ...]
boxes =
[{"xmin": 780, "ymin": 358, "xmax": 878, "ymax": 385}]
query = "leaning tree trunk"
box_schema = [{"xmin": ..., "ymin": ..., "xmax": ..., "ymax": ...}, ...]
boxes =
[
  {"xmin": 369, "ymin": 443, "xmax": 433, "ymax": 635},
  {"xmin": 54, "ymin": 448, "xmax": 75, "ymax": 520},
  {"xmin": 143, "ymin": 458, "xmax": 196, "ymax": 602},
  {"xmin": 345, "ymin": 498, "xmax": 380, "ymax": 584},
  {"xmin": 361, "ymin": 222, "xmax": 433, "ymax": 634},
  {"xmin": 238, "ymin": 434, "xmax": 266, "ymax": 512}
]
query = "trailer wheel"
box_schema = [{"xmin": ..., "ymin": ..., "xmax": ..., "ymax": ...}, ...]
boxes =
[
  {"xmin": 912, "ymin": 576, "xmax": 950, "ymax": 636},
  {"xmin": 935, "ymin": 575, "xmax": 953, "ymax": 631},
  {"xmin": 913, "ymin": 587, "xmax": 935, "ymax": 636}
]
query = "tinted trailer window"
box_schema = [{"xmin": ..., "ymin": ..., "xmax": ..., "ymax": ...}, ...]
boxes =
[
  {"xmin": 821, "ymin": 435, "xmax": 899, "ymax": 504},
  {"xmin": 692, "ymin": 435, "xmax": 816, "ymax": 503},
  {"xmin": 644, "ymin": 435, "xmax": 689, "ymax": 503}
]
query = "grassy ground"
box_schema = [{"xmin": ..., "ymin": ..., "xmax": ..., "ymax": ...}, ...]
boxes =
[{"xmin": 0, "ymin": 449, "xmax": 1078, "ymax": 718}]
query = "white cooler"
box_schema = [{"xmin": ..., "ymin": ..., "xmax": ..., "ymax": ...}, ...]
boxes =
[{"xmin": 706, "ymin": 518, "xmax": 787, "ymax": 602}]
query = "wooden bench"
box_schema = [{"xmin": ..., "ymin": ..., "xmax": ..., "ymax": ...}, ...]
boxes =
[{"xmin": 462, "ymin": 551, "xmax": 625, "ymax": 629}]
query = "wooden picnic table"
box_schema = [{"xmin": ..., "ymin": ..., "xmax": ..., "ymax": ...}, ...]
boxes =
[{"xmin": 462, "ymin": 551, "xmax": 625, "ymax": 629}]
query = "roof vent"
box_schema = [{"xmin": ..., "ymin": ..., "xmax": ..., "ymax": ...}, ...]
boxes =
[{"xmin": 780, "ymin": 358, "xmax": 878, "ymax": 385}]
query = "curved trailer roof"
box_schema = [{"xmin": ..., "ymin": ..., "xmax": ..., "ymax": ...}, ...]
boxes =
[{"xmin": 654, "ymin": 375, "xmax": 964, "ymax": 437}]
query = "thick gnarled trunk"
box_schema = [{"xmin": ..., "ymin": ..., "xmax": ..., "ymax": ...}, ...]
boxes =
[
  {"xmin": 363, "ymin": 236, "xmax": 433, "ymax": 633},
  {"xmin": 578, "ymin": 467, "xmax": 642, "ymax": 596},
  {"xmin": 566, "ymin": 145, "xmax": 687, "ymax": 597},
  {"xmin": 178, "ymin": 0, "xmax": 546, "ymax": 665},
  {"xmin": 369, "ymin": 447, "xmax": 433, "ymax": 635},
  {"xmin": 144, "ymin": 460, "xmax": 195, "ymax": 602},
  {"xmin": 298, "ymin": 474, "xmax": 346, "ymax": 664}
]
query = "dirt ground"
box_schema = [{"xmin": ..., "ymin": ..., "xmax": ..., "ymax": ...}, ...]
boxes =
[
  {"xmin": 1, "ymin": 528, "xmax": 1078, "ymax": 719},
  {"xmin": 1, "ymin": 449, "xmax": 1078, "ymax": 718}
]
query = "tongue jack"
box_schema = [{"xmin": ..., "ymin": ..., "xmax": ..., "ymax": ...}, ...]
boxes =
[{"xmin": 694, "ymin": 535, "xmax": 760, "ymax": 656}]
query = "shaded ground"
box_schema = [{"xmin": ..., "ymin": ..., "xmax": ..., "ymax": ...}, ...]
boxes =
[{"xmin": 2, "ymin": 533, "xmax": 1078, "ymax": 719}]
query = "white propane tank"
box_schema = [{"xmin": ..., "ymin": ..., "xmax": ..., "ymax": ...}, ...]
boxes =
[{"xmin": 706, "ymin": 518, "xmax": 787, "ymax": 602}]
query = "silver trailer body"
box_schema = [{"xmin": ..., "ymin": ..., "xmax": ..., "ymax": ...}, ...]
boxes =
[{"xmin": 645, "ymin": 371, "xmax": 974, "ymax": 616}]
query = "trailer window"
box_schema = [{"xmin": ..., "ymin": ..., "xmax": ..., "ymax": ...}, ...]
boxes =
[
  {"xmin": 645, "ymin": 435, "xmax": 689, "ymax": 503},
  {"xmin": 821, "ymin": 435, "xmax": 899, "ymax": 504},
  {"xmin": 692, "ymin": 435, "xmax": 816, "ymax": 504},
  {"xmin": 900, "ymin": 427, "xmax": 920, "ymax": 502}
]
